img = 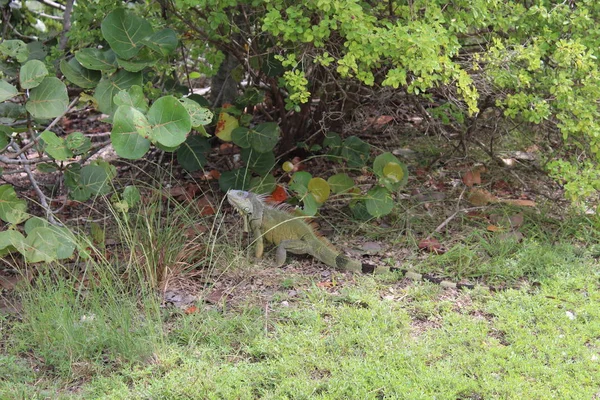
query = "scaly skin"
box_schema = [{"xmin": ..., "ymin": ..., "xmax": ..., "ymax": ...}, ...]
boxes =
[
  {"xmin": 227, "ymin": 190, "xmax": 503, "ymax": 291},
  {"xmin": 227, "ymin": 189, "xmax": 362, "ymax": 272}
]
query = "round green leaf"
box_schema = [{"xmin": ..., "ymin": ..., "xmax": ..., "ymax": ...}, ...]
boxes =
[
  {"xmin": 365, "ymin": 187, "xmax": 394, "ymax": 218},
  {"xmin": 94, "ymin": 70, "xmax": 143, "ymax": 115},
  {"xmin": 24, "ymin": 226, "xmax": 60, "ymax": 263},
  {"xmin": 308, "ymin": 177, "xmax": 330, "ymax": 204},
  {"xmin": 180, "ymin": 97, "xmax": 213, "ymax": 127},
  {"xmin": 19, "ymin": 60, "xmax": 48, "ymax": 89},
  {"xmin": 117, "ymin": 57, "xmax": 157, "ymax": 72},
  {"xmin": 101, "ymin": 9, "xmax": 153, "ymax": 59},
  {"xmin": 49, "ymin": 225, "xmax": 77, "ymax": 259},
  {"xmin": 60, "ymin": 58, "xmax": 101, "ymax": 88},
  {"xmin": 37, "ymin": 162, "xmax": 58, "ymax": 173},
  {"xmin": 111, "ymin": 105, "xmax": 151, "ymax": 159},
  {"xmin": 349, "ymin": 200, "xmax": 371, "ymax": 221},
  {"xmin": 289, "ymin": 171, "xmax": 312, "ymax": 196},
  {"xmin": 24, "ymin": 216, "xmax": 48, "ymax": 234},
  {"xmin": 176, "ymin": 135, "xmax": 210, "ymax": 172},
  {"xmin": 251, "ymin": 122, "xmax": 280, "ymax": 153},
  {"xmin": 218, "ymin": 168, "xmax": 251, "ymax": 192},
  {"xmin": 241, "ymin": 148, "xmax": 276, "ymax": 176},
  {"xmin": 0, "ymin": 40, "xmax": 29, "ymax": 62},
  {"xmin": 75, "ymin": 48, "xmax": 117, "ymax": 71},
  {"xmin": 81, "ymin": 163, "xmax": 116, "ymax": 195},
  {"xmin": 341, "ymin": 136, "xmax": 370, "ymax": 168},
  {"xmin": 327, "ymin": 173, "xmax": 355, "ymax": 194},
  {"xmin": 40, "ymin": 130, "xmax": 73, "ymax": 160},
  {"xmin": 147, "ymin": 96, "xmax": 191, "ymax": 147},
  {"xmin": 0, "ymin": 80, "xmax": 18, "ymax": 102},
  {"xmin": 114, "ymin": 85, "xmax": 148, "ymax": 112},
  {"xmin": 142, "ymin": 28, "xmax": 178, "ymax": 56},
  {"xmin": 26, "ymin": 77, "xmax": 68, "ymax": 119},
  {"xmin": 65, "ymin": 131, "xmax": 91, "ymax": 155},
  {"xmin": 0, "ymin": 230, "xmax": 25, "ymax": 253},
  {"xmin": 373, "ymin": 152, "xmax": 402, "ymax": 177},
  {"xmin": 249, "ymin": 174, "xmax": 276, "ymax": 194},
  {"xmin": 383, "ymin": 162, "xmax": 408, "ymax": 185},
  {"xmin": 122, "ymin": 185, "xmax": 141, "ymax": 209},
  {"xmin": 0, "ymin": 184, "xmax": 28, "ymax": 224},
  {"xmin": 231, "ymin": 126, "xmax": 251, "ymax": 148},
  {"xmin": 299, "ymin": 193, "xmax": 318, "ymax": 216}
]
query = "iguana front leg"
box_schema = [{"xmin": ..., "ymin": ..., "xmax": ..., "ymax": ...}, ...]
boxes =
[
  {"xmin": 249, "ymin": 219, "xmax": 264, "ymax": 259},
  {"xmin": 275, "ymin": 239, "xmax": 310, "ymax": 267}
]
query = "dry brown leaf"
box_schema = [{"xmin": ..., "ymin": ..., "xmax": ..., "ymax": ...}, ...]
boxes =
[
  {"xmin": 317, "ymin": 281, "xmax": 336, "ymax": 288},
  {"xmin": 196, "ymin": 196, "xmax": 216, "ymax": 216},
  {"xmin": 486, "ymin": 225, "xmax": 504, "ymax": 232},
  {"xmin": 467, "ymin": 188, "xmax": 498, "ymax": 206},
  {"xmin": 499, "ymin": 199, "xmax": 536, "ymax": 207},
  {"xmin": 205, "ymin": 288, "xmax": 227, "ymax": 304},
  {"xmin": 509, "ymin": 213, "xmax": 524, "ymax": 228},
  {"xmin": 418, "ymin": 238, "xmax": 445, "ymax": 254}
]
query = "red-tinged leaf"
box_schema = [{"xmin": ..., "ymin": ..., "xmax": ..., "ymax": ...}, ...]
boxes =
[
  {"xmin": 219, "ymin": 143, "xmax": 235, "ymax": 154},
  {"xmin": 418, "ymin": 238, "xmax": 445, "ymax": 254},
  {"xmin": 215, "ymin": 111, "xmax": 238, "ymax": 141},
  {"xmin": 196, "ymin": 196, "xmax": 215, "ymax": 216},
  {"xmin": 209, "ymin": 169, "xmax": 221, "ymax": 179},
  {"xmin": 185, "ymin": 305, "xmax": 199, "ymax": 314},
  {"xmin": 267, "ymin": 185, "xmax": 287, "ymax": 203},
  {"xmin": 500, "ymin": 199, "xmax": 536, "ymax": 207}
]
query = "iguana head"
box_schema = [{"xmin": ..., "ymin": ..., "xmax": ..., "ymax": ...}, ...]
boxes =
[{"xmin": 226, "ymin": 190, "xmax": 256, "ymax": 216}]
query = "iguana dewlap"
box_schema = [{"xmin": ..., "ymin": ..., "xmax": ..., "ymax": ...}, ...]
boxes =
[{"xmin": 226, "ymin": 189, "xmax": 365, "ymax": 272}]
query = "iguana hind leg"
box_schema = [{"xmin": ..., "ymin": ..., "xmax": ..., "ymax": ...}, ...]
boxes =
[{"xmin": 275, "ymin": 239, "xmax": 310, "ymax": 267}]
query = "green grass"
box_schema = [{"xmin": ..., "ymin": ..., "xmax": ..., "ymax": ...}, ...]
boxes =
[{"xmin": 1, "ymin": 200, "xmax": 600, "ymax": 399}]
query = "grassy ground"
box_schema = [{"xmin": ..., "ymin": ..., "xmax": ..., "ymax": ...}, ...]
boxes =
[{"xmin": 1, "ymin": 194, "xmax": 599, "ymax": 399}]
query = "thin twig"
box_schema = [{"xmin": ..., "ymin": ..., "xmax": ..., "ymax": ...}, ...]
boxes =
[
  {"xmin": 426, "ymin": 206, "xmax": 487, "ymax": 239},
  {"xmin": 11, "ymin": 143, "xmax": 62, "ymax": 226},
  {"xmin": 7, "ymin": 97, "xmax": 79, "ymax": 159}
]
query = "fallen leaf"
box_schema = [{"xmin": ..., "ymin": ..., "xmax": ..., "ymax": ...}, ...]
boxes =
[
  {"xmin": 209, "ymin": 169, "xmax": 221, "ymax": 179},
  {"xmin": 317, "ymin": 281, "xmax": 336, "ymax": 288},
  {"xmin": 267, "ymin": 185, "xmax": 288, "ymax": 203},
  {"xmin": 219, "ymin": 143, "xmax": 235, "ymax": 154},
  {"xmin": 364, "ymin": 115, "xmax": 394, "ymax": 131},
  {"xmin": 500, "ymin": 199, "xmax": 536, "ymax": 207},
  {"xmin": 418, "ymin": 238, "xmax": 445, "ymax": 254},
  {"xmin": 184, "ymin": 305, "xmax": 199, "ymax": 314},
  {"xmin": 467, "ymin": 188, "xmax": 498, "ymax": 206},
  {"xmin": 509, "ymin": 213, "xmax": 524, "ymax": 228},
  {"xmin": 195, "ymin": 196, "xmax": 215, "ymax": 216},
  {"xmin": 215, "ymin": 105, "xmax": 238, "ymax": 141},
  {"xmin": 360, "ymin": 241, "xmax": 383, "ymax": 255},
  {"xmin": 498, "ymin": 231, "xmax": 524, "ymax": 242},
  {"xmin": 204, "ymin": 288, "xmax": 227, "ymax": 304},
  {"xmin": 486, "ymin": 225, "xmax": 504, "ymax": 232}
]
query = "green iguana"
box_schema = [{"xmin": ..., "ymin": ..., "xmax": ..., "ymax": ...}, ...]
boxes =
[{"xmin": 227, "ymin": 190, "xmax": 499, "ymax": 291}]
